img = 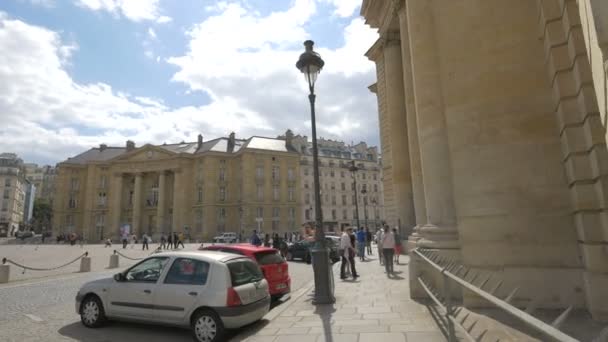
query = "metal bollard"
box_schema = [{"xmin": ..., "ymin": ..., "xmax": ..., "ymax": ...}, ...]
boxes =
[
  {"xmin": 80, "ymin": 253, "xmax": 91, "ymax": 272},
  {"xmin": 109, "ymin": 254, "xmax": 119, "ymax": 269},
  {"xmin": 0, "ymin": 262, "xmax": 9, "ymax": 283}
]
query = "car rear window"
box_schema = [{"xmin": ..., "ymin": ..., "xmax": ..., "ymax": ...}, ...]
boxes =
[
  {"xmin": 227, "ymin": 259, "xmax": 264, "ymax": 287},
  {"xmin": 254, "ymin": 250, "xmax": 284, "ymax": 265}
]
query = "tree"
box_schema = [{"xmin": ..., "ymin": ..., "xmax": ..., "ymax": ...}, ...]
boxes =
[{"xmin": 32, "ymin": 199, "xmax": 52, "ymax": 233}]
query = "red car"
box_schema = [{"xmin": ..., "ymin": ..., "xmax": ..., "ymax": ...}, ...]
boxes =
[{"xmin": 200, "ymin": 243, "xmax": 290, "ymax": 298}]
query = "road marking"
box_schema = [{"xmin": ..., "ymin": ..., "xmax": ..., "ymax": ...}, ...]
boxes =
[{"xmin": 23, "ymin": 313, "xmax": 44, "ymax": 322}]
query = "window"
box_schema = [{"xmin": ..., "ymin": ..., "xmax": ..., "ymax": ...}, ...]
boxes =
[
  {"xmin": 304, "ymin": 168, "xmax": 309, "ymax": 176},
  {"xmin": 331, "ymin": 182, "xmax": 335, "ymax": 190},
  {"xmin": 342, "ymin": 209, "xmax": 347, "ymax": 220},
  {"xmin": 254, "ymin": 251, "xmax": 284, "ymax": 265},
  {"xmin": 305, "ymin": 193, "xmax": 310, "ymax": 204},
  {"xmin": 341, "ymin": 171, "xmax": 345, "ymax": 178},
  {"xmin": 351, "ymin": 183, "xmax": 355, "ymax": 191},
  {"xmin": 219, "ymin": 168, "xmax": 226, "ymax": 181},
  {"xmin": 257, "ymin": 185, "xmax": 264, "ymax": 201},
  {"xmin": 164, "ymin": 258, "xmax": 209, "ymax": 285},
  {"xmin": 273, "ymin": 186, "xmax": 280, "ymax": 201},
  {"xmin": 341, "ymin": 183, "xmax": 345, "ymax": 191},
  {"xmin": 305, "ymin": 209, "xmax": 311, "ymax": 220},
  {"xmin": 68, "ymin": 194, "xmax": 77, "ymax": 209},
  {"xmin": 304, "ymin": 182, "xmax": 309, "ymax": 189},
  {"xmin": 272, "ymin": 207, "xmax": 280, "ymax": 218},
  {"xmin": 196, "ymin": 209, "xmax": 203, "ymax": 232},
  {"xmin": 288, "ymin": 186, "xmax": 294, "ymax": 201},
  {"xmin": 288, "ymin": 207, "xmax": 295, "ymax": 220},
  {"xmin": 70, "ymin": 178, "xmax": 79, "ymax": 191},
  {"xmin": 364, "ymin": 196, "xmax": 368, "ymax": 205},
  {"xmin": 125, "ymin": 257, "xmax": 169, "ymax": 282},
  {"xmin": 256, "ymin": 207, "xmax": 264, "ymax": 218},
  {"xmin": 97, "ymin": 192, "xmax": 107, "ymax": 206},
  {"xmin": 362, "ymin": 184, "xmax": 367, "ymax": 192},
  {"xmin": 256, "ymin": 166, "xmax": 264, "ymax": 179},
  {"xmin": 332, "ymin": 209, "xmax": 336, "ymax": 220},
  {"xmin": 65, "ymin": 214, "xmax": 74, "ymax": 229},
  {"xmin": 330, "ymin": 170, "xmax": 335, "ymax": 177},
  {"xmin": 288, "ymin": 168, "xmax": 294, "ymax": 181},
  {"xmin": 217, "ymin": 208, "xmax": 226, "ymax": 233},
  {"xmin": 362, "ymin": 173, "xmax": 367, "ymax": 180},
  {"xmin": 197, "ymin": 186, "xmax": 203, "ymax": 203},
  {"xmin": 331, "ymin": 195, "xmax": 336, "ymax": 205},
  {"xmin": 374, "ymin": 184, "xmax": 378, "ymax": 192},
  {"xmin": 342, "ymin": 195, "xmax": 347, "ymax": 205},
  {"xmin": 227, "ymin": 259, "xmax": 263, "ymax": 287},
  {"xmin": 4, "ymin": 178, "xmax": 10, "ymax": 187},
  {"xmin": 1, "ymin": 201, "xmax": 7, "ymax": 211},
  {"xmin": 373, "ymin": 174, "xmax": 377, "ymax": 181},
  {"xmin": 352, "ymin": 195, "xmax": 356, "ymax": 205},
  {"xmin": 219, "ymin": 187, "xmax": 226, "ymax": 201},
  {"xmin": 272, "ymin": 166, "xmax": 280, "ymax": 181},
  {"xmin": 2, "ymin": 189, "xmax": 8, "ymax": 199},
  {"xmin": 99, "ymin": 175, "xmax": 107, "ymax": 188},
  {"xmin": 129, "ymin": 190, "xmax": 134, "ymax": 205}
]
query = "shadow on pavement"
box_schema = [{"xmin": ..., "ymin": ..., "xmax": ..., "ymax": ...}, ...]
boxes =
[
  {"xmin": 314, "ymin": 304, "xmax": 337, "ymax": 342},
  {"xmin": 58, "ymin": 321, "xmax": 190, "ymax": 342}
]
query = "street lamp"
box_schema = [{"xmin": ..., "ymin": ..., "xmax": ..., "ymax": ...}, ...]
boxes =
[
  {"xmin": 371, "ymin": 198, "xmax": 378, "ymax": 229},
  {"xmin": 361, "ymin": 188, "xmax": 368, "ymax": 229},
  {"xmin": 349, "ymin": 161, "xmax": 361, "ymax": 230},
  {"xmin": 296, "ymin": 40, "xmax": 334, "ymax": 304}
]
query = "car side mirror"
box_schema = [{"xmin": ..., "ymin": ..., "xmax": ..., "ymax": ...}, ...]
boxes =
[{"xmin": 114, "ymin": 273, "xmax": 124, "ymax": 282}]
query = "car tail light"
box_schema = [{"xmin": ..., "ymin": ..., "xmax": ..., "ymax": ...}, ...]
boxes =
[{"xmin": 226, "ymin": 287, "xmax": 242, "ymax": 307}]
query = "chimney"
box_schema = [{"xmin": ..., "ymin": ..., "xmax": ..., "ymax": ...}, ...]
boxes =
[
  {"xmin": 197, "ymin": 134, "xmax": 203, "ymax": 149},
  {"xmin": 228, "ymin": 132, "xmax": 236, "ymax": 152},
  {"xmin": 126, "ymin": 140, "xmax": 135, "ymax": 151},
  {"xmin": 285, "ymin": 129, "xmax": 294, "ymax": 150},
  {"xmin": 99, "ymin": 144, "xmax": 108, "ymax": 151}
]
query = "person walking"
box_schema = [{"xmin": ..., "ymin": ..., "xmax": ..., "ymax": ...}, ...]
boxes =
[
  {"xmin": 340, "ymin": 227, "xmax": 358, "ymax": 279},
  {"xmin": 337, "ymin": 227, "xmax": 350, "ymax": 276},
  {"xmin": 167, "ymin": 232, "xmax": 173, "ymax": 249},
  {"xmin": 130, "ymin": 234, "xmax": 136, "ymax": 249},
  {"xmin": 263, "ymin": 234, "xmax": 271, "ymax": 247},
  {"xmin": 393, "ymin": 228, "xmax": 402, "ymax": 264},
  {"xmin": 376, "ymin": 228, "xmax": 384, "ymax": 265},
  {"xmin": 356, "ymin": 227, "xmax": 366, "ymax": 261},
  {"xmin": 382, "ymin": 226, "xmax": 396, "ymax": 275},
  {"xmin": 104, "ymin": 238, "xmax": 112, "ymax": 247},
  {"xmin": 176, "ymin": 232, "xmax": 184, "ymax": 249},
  {"xmin": 272, "ymin": 233, "xmax": 280, "ymax": 249},
  {"xmin": 142, "ymin": 233, "xmax": 149, "ymax": 250},
  {"xmin": 365, "ymin": 227, "xmax": 373, "ymax": 255},
  {"xmin": 250, "ymin": 230, "xmax": 262, "ymax": 246},
  {"xmin": 160, "ymin": 233, "xmax": 166, "ymax": 250}
]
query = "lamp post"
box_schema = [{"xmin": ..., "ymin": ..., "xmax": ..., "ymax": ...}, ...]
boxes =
[
  {"xmin": 371, "ymin": 198, "xmax": 378, "ymax": 229},
  {"xmin": 349, "ymin": 161, "xmax": 361, "ymax": 230},
  {"xmin": 296, "ymin": 40, "xmax": 334, "ymax": 304},
  {"xmin": 361, "ymin": 188, "xmax": 368, "ymax": 229}
]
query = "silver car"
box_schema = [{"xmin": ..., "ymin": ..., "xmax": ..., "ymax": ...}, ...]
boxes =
[{"xmin": 76, "ymin": 251, "xmax": 270, "ymax": 342}]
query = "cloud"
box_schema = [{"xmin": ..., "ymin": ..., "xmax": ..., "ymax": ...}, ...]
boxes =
[
  {"xmin": 321, "ymin": 0, "xmax": 361, "ymax": 18},
  {"xmin": 74, "ymin": 0, "xmax": 170, "ymax": 22}
]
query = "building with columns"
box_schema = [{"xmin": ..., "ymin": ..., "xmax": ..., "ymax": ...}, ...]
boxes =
[
  {"xmin": 283, "ymin": 132, "xmax": 385, "ymax": 231},
  {"xmin": 52, "ymin": 133, "xmax": 301, "ymax": 242},
  {"xmin": 362, "ymin": 0, "xmax": 608, "ymax": 321}
]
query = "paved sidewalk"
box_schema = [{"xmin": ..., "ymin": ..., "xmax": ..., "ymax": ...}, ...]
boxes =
[{"xmin": 239, "ymin": 254, "xmax": 446, "ymax": 342}]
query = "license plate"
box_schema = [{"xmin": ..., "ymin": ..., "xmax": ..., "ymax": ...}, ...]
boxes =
[{"xmin": 276, "ymin": 283, "xmax": 287, "ymax": 289}]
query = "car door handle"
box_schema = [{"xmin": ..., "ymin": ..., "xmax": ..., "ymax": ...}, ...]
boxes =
[
  {"xmin": 188, "ymin": 292, "xmax": 198, "ymax": 296},
  {"xmin": 143, "ymin": 289, "xmax": 152, "ymax": 294}
]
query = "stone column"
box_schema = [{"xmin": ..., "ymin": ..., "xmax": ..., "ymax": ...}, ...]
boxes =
[
  {"xmin": 157, "ymin": 171, "xmax": 166, "ymax": 235},
  {"xmin": 406, "ymin": 0, "xmax": 459, "ymax": 249},
  {"xmin": 397, "ymin": 4, "xmax": 427, "ymax": 253},
  {"xmin": 132, "ymin": 173, "xmax": 143, "ymax": 236},
  {"xmin": 383, "ymin": 32, "xmax": 416, "ymax": 237},
  {"xmin": 172, "ymin": 170, "xmax": 182, "ymax": 232},
  {"xmin": 110, "ymin": 173, "xmax": 123, "ymax": 237}
]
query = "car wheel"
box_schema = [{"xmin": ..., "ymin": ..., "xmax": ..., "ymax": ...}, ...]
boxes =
[
  {"xmin": 286, "ymin": 252, "xmax": 293, "ymax": 261},
  {"xmin": 80, "ymin": 295, "xmax": 107, "ymax": 328},
  {"xmin": 192, "ymin": 309, "xmax": 224, "ymax": 342}
]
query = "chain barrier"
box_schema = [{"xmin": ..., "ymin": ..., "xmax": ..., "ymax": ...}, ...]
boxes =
[
  {"xmin": 113, "ymin": 250, "xmax": 145, "ymax": 261},
  {"xmin": 2, "ymin": 252, "xmax": 88, "ymax": 274}
]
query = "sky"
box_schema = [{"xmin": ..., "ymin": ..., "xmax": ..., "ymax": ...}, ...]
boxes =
[{"xmin": 0, "ymin": 0, "xmax": 379, "ymax": 165}]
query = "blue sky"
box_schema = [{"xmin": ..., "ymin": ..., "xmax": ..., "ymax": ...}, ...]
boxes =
[{"xmin": 0, "ymin": 0, "xmax": 378, "ymax": 165}]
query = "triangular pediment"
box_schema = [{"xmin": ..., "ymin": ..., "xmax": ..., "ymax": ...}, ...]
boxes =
[{"xmin": 112, "ymin": 145, "xmax": 177, "ymax": 162}]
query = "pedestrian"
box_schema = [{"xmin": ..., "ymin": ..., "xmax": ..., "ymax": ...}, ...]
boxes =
[
  {"xmin": 122, "ymin": 235, "xmax": 128, "ymax": 249},
  {"xmin": 142, "ymin": 233, "xmax": 149, "ymax": 250},
  {"xmin": 356, "ymin": 227, "xmax": 366, "ymax": 261},
  {"xmin": 160, "ymin": 233, "xmax": 166, "ymax": 250},
  {"xmin": 338, "ymin": 226, "xmax": 351, "ymax": 276},
  {"xmin": 376, "ymin": 228, "xmax": 384, "ymax": 265},
  {"xmin": 104, "ymin": 238, "xmax": 112, "ymax": 247},
  {"xmin": 130, "ymin": 234, "xmax": 136, "ymax": 249},
  {"xmin": 365, "ymin": 227, "xmax": 373, "ymax": 255},
  {"xmin": 176, "ymin": 232, "xmax": 184, "ymax": 249},
  {"xmin": 272, "ymin": 233, "xmax": 280, "ymax": 249},
  {"xmin": 167, "ymin": 232, "xmax": 173, "ymax": 249},
  {"xmin": 279, "ymin": 238, "xmax": 289, "ymax": 258},
  {"xmin": 340, "ymin": 227, "xmax": 358, "ymax": 279},
  {"xmin": 393, "ymin": 228, "xmax": 402, "ymax": 264},
  {"xmin": 382, "ymin": 226, "xmax": 395, "ymax": 275},
  {"xmin": 263, "ymin": 234, "xmax": 270, "ymax": 247},
  {"xmin": 250, "ymin": 230, "xmax": 262, "ymax": 246}
]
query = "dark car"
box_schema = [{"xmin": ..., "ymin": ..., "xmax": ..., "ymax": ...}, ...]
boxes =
[{"xmin": 286, "ymin": 238, "xmax": 340, "ymax": 263}]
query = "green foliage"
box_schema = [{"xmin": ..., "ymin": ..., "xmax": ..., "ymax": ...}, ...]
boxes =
[{"xmin": 32, "ymin": 198, "xmax": 52, "ymax": 233}]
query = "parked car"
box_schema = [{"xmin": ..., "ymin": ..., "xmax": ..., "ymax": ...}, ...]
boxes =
[
  {"xmin": 76, "ymin": 251, "xmax": 270, "ymax": 342},
  {"xmin": 286, "ymin": 238, "xmax": 340, "ymax": 263},
  {"xmin": 212, "ymin": 232, "xmax": 238, "ymax": 244},
  {"xmin": 15, "ymin": 230, "xmax": 34, "ymax": 239},
  {"xmin": 200, "ymin": 244, "xmax": 290, "ymax": 299}
]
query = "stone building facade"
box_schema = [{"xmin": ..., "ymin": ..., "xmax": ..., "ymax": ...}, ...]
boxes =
[
  {"xmin": 24, "ymin": 164, "xmax": 56, "ymax": 205},
  {"xmin": 362, "ymin": 0, "xmax": 608, "ymax": 320},
  {"xmin": 0, "ymin": 153, "xmax": 27, "ymax": 236},
  {"xmin": 286, "ymin": 132, "xmax": 385, "ymax": 232},
  {"xmin": 52, "ymin": 133, "xmax": 301, "ymax": 242}
]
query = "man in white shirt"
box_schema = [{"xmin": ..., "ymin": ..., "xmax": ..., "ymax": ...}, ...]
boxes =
[
  {"xmin": 381, "ymin": 225, "xmax": 396, "ymax": 274},
  {"xmin": 340, "ymin": 227, "xmax": 358, "ymax": 279},
  {"xmin": 375, "ymin": 228, "xmax": 384, "ymax": 265}
]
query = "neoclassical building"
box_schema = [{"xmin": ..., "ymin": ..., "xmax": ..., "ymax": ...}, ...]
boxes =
[
  {"xmin": 362, "ymin": 0, "xmax": 608, "ymax": 320},
  {"xmin": 286, "ymin": 133, "xmax": 385, "ymax": 231},
  {"xmin": 53, "ymin": 133, "xmax": 301, "ymax": 241}
]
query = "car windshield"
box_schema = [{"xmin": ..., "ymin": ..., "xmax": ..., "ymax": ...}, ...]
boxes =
[
  {"xmin": 254, "ymin": 250, "xmax": 284, "ymax": 265},
  {"xmin": 227, "ymin": 259, "xmax": 264, "ymax": 286}
]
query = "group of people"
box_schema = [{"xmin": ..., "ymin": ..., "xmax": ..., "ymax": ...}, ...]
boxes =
[
  {"xmin": 249, "ymin": 230, "xmax": 290, "ymax": 257},
  {"xmin": 339, "ymin": 224, "xmax": 402, "ymax": 279},
  {"xmin": 108, "ymin": 231, "xmax": 186, "ymax": 250}
]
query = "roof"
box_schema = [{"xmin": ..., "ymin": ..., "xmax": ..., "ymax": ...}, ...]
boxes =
[
  {"xmin": 150, "ymin": 250, "xmax": 246, "ymax": 263},
  {"xmin": 65, "ymin": 147, "xmax": 126, "ymax": 164},
  {"xmin": 244, "ymin": 137, "xmax": 290, "ymax": 152}
]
